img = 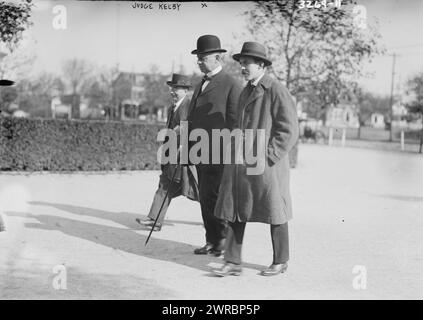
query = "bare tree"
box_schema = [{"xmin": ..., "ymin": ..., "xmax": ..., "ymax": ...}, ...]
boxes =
[
  {"xmin": 13, "ymin": 72, "xmax": 65, "ymax": 117},
  {"xmin": 83, "ymin": 65, "xmax": 119, "ymax": 117},
  {"xmin": 61, "ymin": 58, "xmax": 93, "ymax": 95},
  {"xmin": 242, "ymin": 0, "xmax": 383, "ymax": 114}
]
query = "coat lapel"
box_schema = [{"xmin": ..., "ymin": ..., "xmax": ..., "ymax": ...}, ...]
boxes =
[
  {"xmin": 241, "ymin": 74, "xmax": 273, "ymax": 112},
  {"xmin": 175, "ymin": 96, "xmax": 189, "ymax": 122},
  {"xmin": 187, "ymin": 70, "xmax": 225, "ymax": 119},
  {"xmin": 199, "ymin": 70, "xmax": 225, "ymax": 96},
  {"xmin": 243, "ymin": 84, "xmax": 264, "ymax": 111},
  {"xmin": 187, "ymin": 84, "xmax": 202, "ymax": 118},
  {"xmin": 168, "ymin": 96, "xmax": 189, "ymax": 128},
  {"xmin": 166, "ymin": 104, "xmax": 174, "ymax": 128}
]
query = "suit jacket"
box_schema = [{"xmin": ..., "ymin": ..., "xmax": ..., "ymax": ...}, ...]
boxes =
[
  {"xmin": 162, "ymin": 96, "xmax": 199, "ymax": 201},
  {"xmin": 166, "ymin": 96, "xmax": 189, "ymax": 130},
  {"xmin": 187, "ymin": 69, "xmax": 242, "ymax": 165},
  {"xmin": 214, "ymin": 74, "xmax": 299, "ymax": 224}
]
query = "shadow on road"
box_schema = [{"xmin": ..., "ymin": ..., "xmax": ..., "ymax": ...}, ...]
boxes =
[
  {"xmin": 5, "ymin": 208, "xmax": 266, "ymax": 274},
  {"xmin": 1, "ymin": 261, "xmax": 177, "ymax": 299},
  {"xmin": 29, "ymin": 201, "xmax": 203, "ymax": 228}
]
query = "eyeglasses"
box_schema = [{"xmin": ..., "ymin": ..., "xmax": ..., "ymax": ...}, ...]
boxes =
[{"xmin": 197, "ymin": 55, "xmax": 216, "ymax": 62}]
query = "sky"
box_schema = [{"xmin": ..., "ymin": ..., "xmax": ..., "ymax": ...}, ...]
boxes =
[
  {"xmin": 8, "ymin": 0, "xmax": 423, "ymax": 96},
  {"xmin": 27, "ymin": 0, "xmax": 251, "ymax": 75},
  {"xmin": 358, "ymin": 0, "xmax": 423, "ymax": 96}
]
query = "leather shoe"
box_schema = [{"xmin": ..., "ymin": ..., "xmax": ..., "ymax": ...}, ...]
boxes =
[
  {"xmin": 135, "ymin": 218, "xmax": 162, "ymax": 231},
  {"xmin": 194, "ymin": 243, "xmax": 213, "ymax": 255},
  {"xmin": 260, "ymin": 263, "xmax": 288, "ymax": 276},
  {"xmin": 135, "ymin": 217, "xmax": 154, "ymax": 226},
  {"xmin": 213, "ymin": 263, "xmax": 242, "ymax": 277},
  {"xmin": 210, "ymin": 248, "xmax": 224, "ymax": 257}
]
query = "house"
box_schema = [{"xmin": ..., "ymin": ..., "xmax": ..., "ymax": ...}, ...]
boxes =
[
  {"xmin": 51, "ymin": 94, "xmax": 80, "ymax": 119},
  {"xmin": 112, "ymin": 71, "xmax": 171, "ymax": 121},
  {"xmin": 325, "ymin": 103, "xmax": 360, "ymax": 128},
  {"xmin": 392, "ymin": 101, "xmax": 408, "ymax": 128},
  {"xmin": 112, "ymin": 72, "xmax": 145, "ymax": 120},
  {"xmin": 368, "ymin": 112, "xmax": 385, "ymax": 128},
  {"xmin": 79, "ymin": 97, "xmax": 106, "ymax": 119}
]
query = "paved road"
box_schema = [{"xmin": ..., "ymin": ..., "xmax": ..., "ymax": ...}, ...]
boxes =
[{"xmin": 1, "ymin": 144, "xmax": 422, "ymax": 299}]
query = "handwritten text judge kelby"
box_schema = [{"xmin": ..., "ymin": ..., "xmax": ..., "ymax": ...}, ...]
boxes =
[{"xmin": 131, "ymin": 2, "xmax": 182, "ymax": 11}]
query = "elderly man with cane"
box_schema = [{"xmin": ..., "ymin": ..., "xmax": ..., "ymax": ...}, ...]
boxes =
[{"xmin": 136, "ymin": 73, "xmax": 199, "ymax": 233}]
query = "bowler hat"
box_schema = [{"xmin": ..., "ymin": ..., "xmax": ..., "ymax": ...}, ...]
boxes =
[
  {"xmin": 166, "ymin": 73, "xmax": 191, "ymax": 88},
  {"xmin": 191, "ymin": 35, "xmax": 227, "ymax": 55},
  {"xmin": 232, "ymin": 42, "xmax": 272, "ymax": 66},
  {"xmin": 0, "ymin": 79, "xmax": 14, "ymax": 86}
]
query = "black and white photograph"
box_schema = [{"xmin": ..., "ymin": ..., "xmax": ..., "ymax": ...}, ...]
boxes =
[{"xmin": 0, "ymin": 0, "xmax": 422, "ymax": 303}]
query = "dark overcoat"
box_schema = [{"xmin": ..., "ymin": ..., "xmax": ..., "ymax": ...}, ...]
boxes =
[
  {"xmin": 214, "ymin": 74, "xmax": 299, "ymax": 224},
  {"xmin": 163, "ymin": 96, "xmax": 199, "ymax": 201},
  {"xmin": 187, "ymin": 70, "xmax": 242, "ymax": 164}
]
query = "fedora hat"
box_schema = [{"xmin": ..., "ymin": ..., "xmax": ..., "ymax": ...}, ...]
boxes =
[
  {"xmin": 0, "ymin": 79, "xmax": 14, "ymax": 86},
  {"xmin": 232, "ymin": 42, "xmax": 272, "ymax": 66},
  {"xmin": 191, "ymin": 35, "xmax": 227, "ymax": 55},
  {"xmin": 166, "ymin": 73, "xmax": 191, "ymax": 88}
]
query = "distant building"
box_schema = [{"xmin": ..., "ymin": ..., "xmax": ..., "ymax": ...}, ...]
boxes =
[
  {"xmin": 409, "ymin": 119, "xmax": 423, "ymax": 130},
  {"xmin": 112, "ymin": 72, "xmax": 145, "ymax": 120},
  {"xmin": 12, "ymin": 110, "xmax": 30, "ymax": 118},
  {"xmin": 51, "ymin": 94, "xmax": 80, "ymax": 119},
  {"xmin": 112, "ymin": 71, "xmax": 171, "ymax": 122},
  {"xmin": 325, "ymin": 103, "xmax": 359, "ymax": 128},
  {"xmin": 368, "ymin": 112, "xmax": 385, "ymax": 128},
  {"xmin": 392, "ymin": 101, "xmax": 408, "ymax": 128},
  {"xmin": 0, "ymin": 102, "xmax": 29, "ymax": 118}
]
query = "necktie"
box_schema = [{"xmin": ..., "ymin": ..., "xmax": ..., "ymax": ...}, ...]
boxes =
[
  {"xmin": 191, "ymin": 75, "xmax": 213, "ymax": 114},
  {"xmin": 167, "ymin": 104, "xmax": 176, "ymax": 128},
  {"xmin": 199, "ymin": 75, "xmax": 212, "ymax": 94},
  {"xmin": 246, "ymin": 81, "xmax": 255, "ymax": 96}
]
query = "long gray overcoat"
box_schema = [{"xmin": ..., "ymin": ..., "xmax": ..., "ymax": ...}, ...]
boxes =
[{"xmin": 214, "ymin": 74, "xmax": 299, "ymax": 224}]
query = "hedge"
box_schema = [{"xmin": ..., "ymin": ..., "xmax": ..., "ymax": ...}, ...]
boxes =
[
  {"xmin": 0, "ymin": 117, "xmax": 301, "ymax": 172},
  {"xmin": 394, "ymin": 129, "xmax": 423, "ymax": 141},
  {"xmin": 0, "ymin": 118, "xmax": 164, "ymax": 171}
]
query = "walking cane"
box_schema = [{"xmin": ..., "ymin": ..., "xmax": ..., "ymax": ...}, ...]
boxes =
[{"xmin": 145, "ymin": 162, "xmax": 181, "ymax": 246}]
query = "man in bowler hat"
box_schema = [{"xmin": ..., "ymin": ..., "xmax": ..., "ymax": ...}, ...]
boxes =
[
  {"xmin": 136, "ymin": 74, "xmax": 199, "ymax": 231},
  {"xmin": 188, "ymin": 35, "xmax": 242, "ymax": 256},
  {"xmin": 212, "ymin": 42, "xmax": 299, "ymax": 276}
]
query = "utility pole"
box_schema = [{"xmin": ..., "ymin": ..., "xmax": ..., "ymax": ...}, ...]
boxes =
[
  {"xmin": 115, "ymin": 2, "xmax": 120, "ymax": 71},
  {"xmin": 389, "ymin": 53, "xmax": 396, "ymax": 142}
]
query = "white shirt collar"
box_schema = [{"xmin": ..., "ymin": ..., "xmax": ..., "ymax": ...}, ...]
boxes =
[
  {"xmin": 251, "ymin": 72, "xmax": 265, "ymax": 87},
  {"xmin": 206, "ymin": 65, "xmax": 222, "ymax": 78}
]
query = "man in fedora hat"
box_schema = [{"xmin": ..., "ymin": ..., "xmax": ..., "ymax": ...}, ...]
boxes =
[
  {"xmin": 136, "ymin": 73, "xmax": 199, "ymax": 231},
  {"xmin": 188, "ymin": 34, "xmax": 242, "ymax": 257},
  {"xmin": 212, "ymin": 42, "xmax": 299, "ymax": 276}
]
